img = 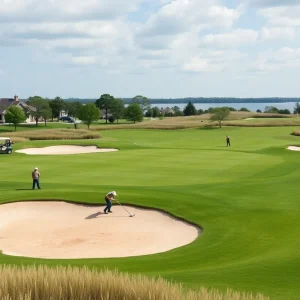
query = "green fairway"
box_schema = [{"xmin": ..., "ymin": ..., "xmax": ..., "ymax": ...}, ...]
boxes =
[{"xmin": 0, "ymin": 127, "xmax": 300, "ymax": 299}]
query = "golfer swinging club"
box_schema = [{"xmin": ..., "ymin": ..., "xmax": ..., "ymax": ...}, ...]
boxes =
[{"xmin": 104, "ymin": 191, "xmax": 117, "ymax": 214}]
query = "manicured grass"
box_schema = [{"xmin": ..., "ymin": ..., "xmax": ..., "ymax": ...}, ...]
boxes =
[
  {"xmin": 0, "ymin": 127, "xmax": 300, "ymax": 299},
  {"xmin": 0, "ymin": 119, "xmax": 134, "ymax": 134}
]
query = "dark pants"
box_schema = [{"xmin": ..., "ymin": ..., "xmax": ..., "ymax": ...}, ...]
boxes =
[
  {"xmin": 32, "ymin": 179, "xmax": 41, "ymax": 190},
  {"xmin": 104, "ymin": 198, "xmax": 112, "ymax": 213},
  {"xmin": 227, "ymin": 140, "xmax": 230, "ymax": 147}
]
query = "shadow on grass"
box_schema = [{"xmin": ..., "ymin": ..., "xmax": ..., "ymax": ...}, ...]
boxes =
[
  {"xmin": 15, "ymin": 189, "xmax": 32, "ymax": 191},
  {"xmin": 199, "ymin": 126, "xmax": 220, "ymax": 130}
]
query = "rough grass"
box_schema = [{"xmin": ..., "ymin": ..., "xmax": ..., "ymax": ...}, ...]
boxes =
[
  {"xmin": 89, "ymin": 112, "xmax": 298, "ymax": 130},
  {"xmin": 2, "ymin": 129, "xmax": 100, "ymax": 140},
  {"xmin": 226, "ymin": 119, "xmax": 300, "ymax": 127},
  {"xmin": 0, "ymin": 265, "xmax": 268, "ymax": 300}
]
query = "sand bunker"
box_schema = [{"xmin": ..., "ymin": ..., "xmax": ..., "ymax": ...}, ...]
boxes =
[
  {"xmin": 16, "ymin": 145, "xmax": 118, "ymax": 155},
  {"xmin": 287, "ymin": 146, "xmax": 300, "ymax": 151},
  {"xmin": 0, "ymin": 201, "xmax": 199, "ymax": 259}
]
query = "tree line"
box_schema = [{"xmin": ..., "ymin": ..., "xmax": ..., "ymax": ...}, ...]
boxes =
[
  {"xmin": 5, "ymin": 95, "xmax": 147, "ymax": 130},
  {"xmin": 5, "ymin": 94, "xmax": 300, "ymax": 131}
]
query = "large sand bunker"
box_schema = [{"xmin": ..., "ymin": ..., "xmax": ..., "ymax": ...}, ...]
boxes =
[
  {"xmin": 287, "ymin": 146, "xmax": 300, "ymax": 151},
  {"xmin": 16, "ymin": 145, "xmax": 118, "ymax": 155},
  {"xmin": 0, "ymin": 202, "xmax": 199, "ymax": 259}
]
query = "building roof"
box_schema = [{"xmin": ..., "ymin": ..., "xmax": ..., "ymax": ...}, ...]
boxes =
[
  {"xmin": 0, "ymin": 98, "xmax": 36, "ymax": 114},
  {"xmin": 0, "ymin": 98, "xmax": 15, "ymax": 114}
]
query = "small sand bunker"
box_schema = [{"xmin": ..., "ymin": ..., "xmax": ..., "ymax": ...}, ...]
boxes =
[
  {"xmin": 0, "ymin": 202, "xmax": 199, "ymax": 259},
  {"xmin": 16, "ymin": 145, "xmax": 118, "ymax": 155},
  {"xmin": 287, "ymin": 146, "xmax": 300, "ymax": 151}
]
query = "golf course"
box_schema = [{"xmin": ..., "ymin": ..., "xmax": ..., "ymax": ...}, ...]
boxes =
[{"xmin": 0, "ymin": 122, "xmax": 300, "ymax": 299}]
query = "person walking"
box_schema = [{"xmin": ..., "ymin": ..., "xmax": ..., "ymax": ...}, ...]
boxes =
[
  {"xmin": 226, "ymin": 136, "xmax": 231, "ymax": 147},
  {"xmin": 104, "ymin": 191, "xmax": 117, "ymax": 214},
  {"xmin": 32, "ymin": 167, "xmax": 41, "ymax": 190}
]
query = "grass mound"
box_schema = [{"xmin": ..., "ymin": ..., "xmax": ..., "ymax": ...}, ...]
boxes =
[
  {"xmin": 0, "ymin": 265, "xmax": 267, "ymax": 300},
  {"xmin": 292, "ymin": 129, "xmax": 300, "ymax": 136},
  {"xmin": 3, "ymin": 129, "xmax": 100, "ymax": 140}
]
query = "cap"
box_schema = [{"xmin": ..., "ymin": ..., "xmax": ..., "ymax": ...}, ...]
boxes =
[
  {"xmin": 112, "ymin": 191, "xmax": 117, "ymax": 196},
  {"xmin": 34, "ymin": 167, "xmax": 38, "ymax": 170}
]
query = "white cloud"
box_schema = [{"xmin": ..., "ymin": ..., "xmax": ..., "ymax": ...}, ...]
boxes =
[
  {"xmin": 260, "ymin": 27, "xmax": 296, "ymax": 41},
  {"xmin": 183, "ymin": 57, "xmax": 224, "ymax": 72},
  {"xmin": 201, "ymin": 29, "xmax": 258, "ymax": 48},
  {"xmin": 71, "ymin": 56, "xmax": 98, "ymax": 65},
  {"xmin": 0, "ymin": 0, "xmax": 142, "ymax": 21},
  {"xmin": 247, "ymin": 0, "xmax": 299, "ymax": 7},
  {"xmin": 183, "ymin": 50, "xmax": 245, "ymax": 73},
  {"xmin": 258, "ymin": 5, "xmax": 300, "ymax": 27},
  {"xmin": 136, "ymin": 0, "xmax": 241, "ymax": 39},
  {"xmin": 248, "ymin": 47, "xmax": 300, "ymax": 73}
]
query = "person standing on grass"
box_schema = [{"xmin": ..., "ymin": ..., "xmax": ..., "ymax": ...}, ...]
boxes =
[
  {"xmin": 32, "ymin": 167, "xmax": 41, "ymax": 190},
  {"xmin": 226, "ymin": 136, "xmax": 231, "ymax": 147},
  {"xmin": 104, "ymin": 191, "xmax": 117, "ymax": 214}
]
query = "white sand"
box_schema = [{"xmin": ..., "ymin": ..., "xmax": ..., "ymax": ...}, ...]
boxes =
[
  {"xmin": 0, "ymin": 202, "xmax": 199, "ymax": 259},
  {"xmin": 287, "ymin": 146, "xmax": 300, "ymax": 151},
  {"xmin": 16, "ymin": 145, "xmax": 118, "ymax": 155}
]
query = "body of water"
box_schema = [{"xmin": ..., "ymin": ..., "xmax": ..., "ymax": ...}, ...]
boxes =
[{"xmin": 149, "ymin": 102, "xmax": 298, "ymax": 112}]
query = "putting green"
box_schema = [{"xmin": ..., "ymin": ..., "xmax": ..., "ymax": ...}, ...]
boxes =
[{"xmin": 0, "ymin": 126, "xmax": 300, "ymax": 300}]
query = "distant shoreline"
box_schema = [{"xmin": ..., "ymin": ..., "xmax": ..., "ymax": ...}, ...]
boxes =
[{"xmin": 55, "ymin": 98, "xmax": 300, "ymax": 104}]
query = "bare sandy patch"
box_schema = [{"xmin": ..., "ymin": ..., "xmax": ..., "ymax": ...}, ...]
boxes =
[
  {"xmin": 16, "ymin": 145, "xmax": 118, "ymax": 155},
  {"xmin": 287, "ymin": 146, "xmax": 300, "ymax": 151},
  {"xmin": 0, "ymin": 201, "xmax": 199, "ymax": 259}
]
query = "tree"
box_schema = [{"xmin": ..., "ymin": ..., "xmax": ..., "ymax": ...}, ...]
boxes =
[
  {"xmin": 294, "ymin": 103, "xmax": 300, "ymax": 115},
  {"xmin": 108, "ymin": 115, "xmax": 115, "ymax": 123},
  {"xmin": 78, "ymin": 103, "xmax": 100, "ymax": 129},
  {"xmin": 278, "ymin": 109, "xmax": 291, "ymax": 115},
  {"xmin": 145, "ymin": 108, "xmax": 153, "ymax": 118},
  {"xmin": 256, "ymin": 109, "xmax": 262, "ymax": 113},
  {"xmin": 239, "ymin": 107, "xmax": 250, "ymax": 112},
  {"xmin": 125, "ymin": 103, "xmax": 143, "ymax": 123},
  {"xmin": 5, "ymin": 106, "xmax": 26, "ymax": 131},
  {"xmin": 210, "ymin": 107, "xmax": 231, "ymax": 128},
  {"xmin": 264, "ymin": 106, "xmax": 279, "ymax": 113},
  {"xmin": 49, "ymin": 97, "xmax": 65, "ymax": 121},
  {"xmin": 132, "ymin": 95, "xmax": 151, "ymax": 113},
  {"xmin": 110, "ymin": 98, "xmax": 125, "ymax": 123},
  {"xmin": 198, "ymin": 109, "xmax": 204, "ymax": 115},
  {"xmin": 96, "ymin": 94, "xmax": 115, "ymax": 123},
  {"xmin": 152, "ymin": 107, "xmax": 161, "ymax": 118},
  {"xmin": 27, "ymin": 96, "xmax": 51, "ymax": 127},
  {"xmin": 183, "ymin": 101, "xmax": 197, "ymax": 116},
  {"xmin": 41, "ymin": 108, "xmax": 52, "ymax": 126},
  {"xmin": 65, "ymin": 101, "xmax": 83, "ymax": 119},
  {"xmin": 175, "ymin": 110, "xmax": 184, "ymax": 116}
]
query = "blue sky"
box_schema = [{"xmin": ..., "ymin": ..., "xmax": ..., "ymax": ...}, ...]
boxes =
[{"xmin": 0, "ymin": 0, "xmax": 300, "ymax": 99}]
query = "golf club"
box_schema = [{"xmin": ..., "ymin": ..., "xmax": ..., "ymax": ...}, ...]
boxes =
[{"xmin": 116, "ymin": 199, "xmax": 135, "ymax": 217}]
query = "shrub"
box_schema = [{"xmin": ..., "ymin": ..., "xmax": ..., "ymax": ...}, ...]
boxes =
[
  {"xmin": 0, "ymin": 265, "xmax": 268, "ymax": 300},
  {"xmin": 108, "ymin": 115, "xmax": 116, "ymax": 123}
]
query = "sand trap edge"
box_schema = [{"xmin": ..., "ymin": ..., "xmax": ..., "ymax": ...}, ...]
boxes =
[
  {"xmin": 287, "ymin": 146, "xmax": 300, "ymax": 151},
  {"xmin": 0, "ymin": 198, "xmax": 202, "ymax": 238},
  {"xmin": 15, "ymin": 145, "xmax": 120, "ymax": 155}
]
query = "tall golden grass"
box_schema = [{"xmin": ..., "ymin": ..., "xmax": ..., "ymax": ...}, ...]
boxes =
[
  {"xmin": 0, "ymin": 265, "xmax": 268, "ymax": 300},
  {"xmin": 3, "ymin": 129, "xmax": 100, "ymax": 140},
  {"xmin": 90, "ymin": 112, "xmax": 298, "ymax": 130}
]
